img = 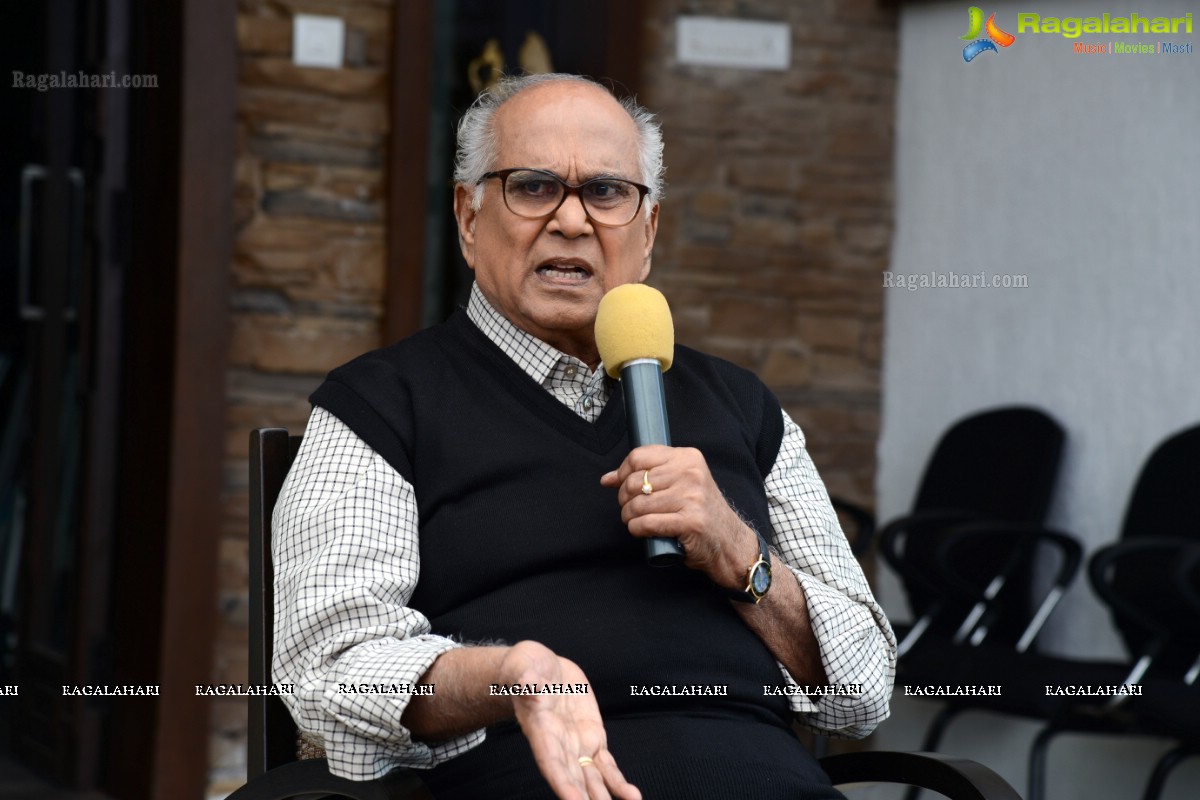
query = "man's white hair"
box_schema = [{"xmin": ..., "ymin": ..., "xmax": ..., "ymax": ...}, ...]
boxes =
[{"xmin": 453, "ymin": 73, "xmax": 665, "ymax": 213}]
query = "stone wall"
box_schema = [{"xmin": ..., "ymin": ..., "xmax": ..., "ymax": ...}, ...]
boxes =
[
  {"xmin": 210, "ymin": 0, "xmax": 392, "ymax": 793},
  {"xmin": 208, "ymin": 0, "xmax": 896, "ymax": 792},
  {"xmin": 639, "ymin": 0, "xmax": 896, "ymax": 508}
]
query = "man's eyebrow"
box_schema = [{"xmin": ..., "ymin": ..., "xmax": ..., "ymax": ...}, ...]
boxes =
[
  {"xmin": 580, "ymin": 171, "xmax": 634, "ymax": 181},
  {"xmin": 520, "ymin": 167, "xmax": 636, "ymax": 182}
]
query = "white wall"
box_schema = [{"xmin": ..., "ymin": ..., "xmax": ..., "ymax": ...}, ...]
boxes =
[{"xmin": 872, "ymin": 1, "xmax": 1200, "ymax": 797}]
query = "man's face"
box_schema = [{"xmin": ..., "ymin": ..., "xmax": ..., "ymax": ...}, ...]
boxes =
[{"xmin": 454, "ymin": 81, "xmax": 659, "ymax": 367}]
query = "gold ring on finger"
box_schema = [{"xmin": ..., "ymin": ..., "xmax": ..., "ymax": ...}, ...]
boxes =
[{"xmin": 641, "ymin": 470, "xmax": 653, "ymax": 495}]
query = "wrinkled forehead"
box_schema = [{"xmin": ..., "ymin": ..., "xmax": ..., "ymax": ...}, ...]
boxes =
[{"xmin": 491, "ymin": 82, "xmax": 642, "ymax": 179}]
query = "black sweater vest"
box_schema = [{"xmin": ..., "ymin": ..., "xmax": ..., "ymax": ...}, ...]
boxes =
[{"xmin": 311, "ymin": 311, "xmax": 839, "ymax": 799}]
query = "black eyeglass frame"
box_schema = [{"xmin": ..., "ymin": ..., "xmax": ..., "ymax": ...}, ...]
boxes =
[{"xmin": 481, "ymin": 168, "xmax": 652, "ymax": 228}]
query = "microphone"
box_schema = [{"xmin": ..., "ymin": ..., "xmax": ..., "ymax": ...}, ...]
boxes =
[{"xmin": 595, "ymin": 283, "xmax": 684, "ymax": 566}]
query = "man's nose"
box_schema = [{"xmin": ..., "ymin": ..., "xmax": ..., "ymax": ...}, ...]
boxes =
[{"xmin": 547, "ymin": 189, "xmax": 593, "ymax": 237}]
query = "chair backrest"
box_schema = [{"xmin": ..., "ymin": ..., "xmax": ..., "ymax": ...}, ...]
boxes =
[
  {"xmin": 902, "ymin": 407, "xmax": 1066, "ymax": 643},
  {"xmin": 1120, "ymin": 422, "xmax": 1200, "ymax": 542},
  {"xmin": 1177, "ymin": 545, "xmax": 1200, "ymax": 672},
  {"xmin": 913, "ymin": 406, "xmax": 1065, "ymax": 523},
  {"xmin": 1107, "ymin": 423, "xmax": 1200, "ymax": 667},
  {"xmin": 248, "ymin": 428, "xmax": 303, "ymax": 780},
  {"xmin": 1181, "ymin": 545, "xmax": 1200, "ymax": 622}
]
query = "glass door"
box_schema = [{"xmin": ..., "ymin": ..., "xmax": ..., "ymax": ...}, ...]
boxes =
[{"xmin": 0, "ymin": 0, "xmax": 127, "ymax": 790}]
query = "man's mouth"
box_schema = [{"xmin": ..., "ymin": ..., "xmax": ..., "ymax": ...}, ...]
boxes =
[{"xmin": 535, "ymin": 259, "xmax": 593, "ymax": 281}]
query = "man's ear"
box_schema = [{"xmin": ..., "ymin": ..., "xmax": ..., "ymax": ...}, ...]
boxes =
[
  {"xmin": 637, "ymin": 202, "xmax": 660, "ymax": 281},
  {"xmin": 453, "ymin": 184, "xmax": 478, "ymax": 269}
]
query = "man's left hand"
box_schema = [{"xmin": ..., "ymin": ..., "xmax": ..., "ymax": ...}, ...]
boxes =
[{"xmin": 600, "ymin": 445, "xmax": 758, "ymax": 590}]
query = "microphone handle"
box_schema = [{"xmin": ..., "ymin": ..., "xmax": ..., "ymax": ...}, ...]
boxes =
[{"xmin": 620, "ymin": 360, "xmax": 685, "ymax": 566}]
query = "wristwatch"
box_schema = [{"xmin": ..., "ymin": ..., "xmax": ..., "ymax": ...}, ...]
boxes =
[{"xmin": 724, "ymin": 531, "xmax": 772, "ymax": 604}]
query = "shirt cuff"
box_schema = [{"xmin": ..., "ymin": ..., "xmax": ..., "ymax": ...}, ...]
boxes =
[
  {"xmin": 319, "ymin": 635, "xmax": 487, "ymax": 777},
  {"xmin": 774, "ymin": 566, "xmax": 894, "ymax": 735}
]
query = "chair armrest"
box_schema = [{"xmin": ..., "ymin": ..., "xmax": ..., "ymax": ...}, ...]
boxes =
[
  {"xmin": 226, "ymin": 750, "xmax": 1024, "ymax": 800},
  {"xmin": 878, "ymin": 510, "xmax": 991, "ymax": 590},
  {"xmin": 880, "ymin": 510, "xmax": 997, "ymax": 655},
  {"xmin": 224, "ymin": 758, "xmax": 432, "ymax": 800},
  {"xmin": 1176, "ymin": 544, "xmax": 1200, "ymax": 617},
  {"xmin": 1089, "ymin": 538, "xmax": 1195, "ymax": 641},
  {"xmin": 937, "ymin": 524, "xmax": 1083, "ymax": 602},
  {"xmin": 936, "ymin": 523, "xmax": 1083, "ymax": 650},
  {"xmin": 820, "ymin": 751, "xmax": 1022, "ymax": 799},
  {"xmin": 830, "ymin": 496, "xmax": 876, "ymax": 558}
]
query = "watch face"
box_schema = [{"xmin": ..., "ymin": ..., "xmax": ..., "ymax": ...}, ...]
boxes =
[{"xmin": 750, "ymin": 562, "xmax": 771, "ymax": 596}]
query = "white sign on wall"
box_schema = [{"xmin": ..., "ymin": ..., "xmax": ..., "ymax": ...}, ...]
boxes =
[
  {"xmin": 293, "ymin": 14, "xmax": 345, "ymax": 69},
  {"xmin": 676, "ymin": 16, "xmax": 791, "ymax": 71}
]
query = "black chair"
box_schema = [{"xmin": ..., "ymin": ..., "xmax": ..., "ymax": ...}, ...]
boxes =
[
  {"xmin": 831, "ymin": 496, "xmax": 875, "ymax": 560},
  {"xmin": 893, "ymin": 522, "xmax": 1086, "ymax": 800},
  {"xmin": 831, "ymin": 407, "xmax": 1069, "ymax": 800},
  {"xmin": 898, "ymin": 423, "xmax": 1200, "ymax": 800},
  {"xmin": 1134, "ymin": 545, "xmax": 1200, "ymax": 800},
  {"xmin": 1019, "ymin": 536, "xmax": 1200, "ymax": 800},
  {"xmin": 236, "ymin": 428, "xmax": 431, "ymax": 800},
  {"xmin": 920, "ymin": 539, "xmax": 1195, "ymax": 800},
  {"xmin": 875, "ymin": 406, "xmax": 1067, "ymax": 657},
  {"xmin": 227, "ymin": 428, "xmax": 1024, "ymax": 800}
]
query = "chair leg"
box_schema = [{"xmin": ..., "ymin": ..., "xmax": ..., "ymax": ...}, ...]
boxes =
[
  {"xmin": 902, "ymin": 706, "xmax": 961, "ymax": 800},
  {"xmin": 1142, "ymin": 745, "xmax": 1199, "ymax": 800},
  {"xmin": 1027, "ymin": 725, "xmax": 1061, "ymax": 800}
]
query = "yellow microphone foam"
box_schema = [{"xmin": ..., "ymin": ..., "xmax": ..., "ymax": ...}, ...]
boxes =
[{"xmin": 595, "ymin": 283, "xmax": 674, "ymax": 379}]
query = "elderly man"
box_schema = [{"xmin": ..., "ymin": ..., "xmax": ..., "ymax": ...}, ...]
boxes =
[{"xmin": 273, "ymin": 73, "xmax": 895, "ymax": 800}]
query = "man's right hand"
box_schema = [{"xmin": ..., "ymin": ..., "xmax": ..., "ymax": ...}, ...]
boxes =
[
  {"xmin": 501, "ymin": 641, "xmax": 641, "ymax": 800},
  {"xmin": 401, "ymin": 640, "xmax": 640, "ymax": 800}
]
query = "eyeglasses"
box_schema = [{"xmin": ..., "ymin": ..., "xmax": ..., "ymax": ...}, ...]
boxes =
[{"xmin": 482, "ymin": 168, "xmax": 651, "ymax": 228}]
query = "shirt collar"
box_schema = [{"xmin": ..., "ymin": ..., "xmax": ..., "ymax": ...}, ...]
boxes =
[{"xmin": 466, "ymin": 282, "xmax": 592, "ymax": 385}]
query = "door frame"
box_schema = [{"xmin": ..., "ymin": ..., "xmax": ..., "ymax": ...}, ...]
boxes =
[
  {"xmin": 381, "ymin": 0, "xmax": 647, "ymax": 342},
  {"xmin": 102, "ymin": 0, "xmax": 236, "ymax": 797}
]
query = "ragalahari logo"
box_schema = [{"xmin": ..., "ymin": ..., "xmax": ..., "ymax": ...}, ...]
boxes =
[{"xmin": 961, "ymin": 7, "xmax": 1016, "ymax": 61}]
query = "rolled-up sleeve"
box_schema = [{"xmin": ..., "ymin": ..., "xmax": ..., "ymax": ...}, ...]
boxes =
[
  {"xmin": 272, "ymin": 407, "xmax": 485, "ymax": 779},
  {"xmin": 764, "ymin": 411, "xmax": 897, "ymax": 738}
]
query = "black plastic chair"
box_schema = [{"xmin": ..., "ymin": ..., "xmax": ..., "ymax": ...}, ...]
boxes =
[
  {"xmin": 832, "ymin": 407, "xmax": 1069, "ymax": 800},
  {"xmin": 1133, "ymin": 546, "xmax": 1200, "ymax": 800},
  {"xmin": 1020, "ymin": 536, "xmax": 1200, "ymax": 800},
  {"xmin": 235, "ymin": 428, "xmax": 430, "ymax": 800},
  {"xmin": 899, "ymin": 423, "xmax": 1200, "ymax": 800},
  {"xmin": 226, "ymin": 428, "xmax": 1025, "ymax": 800},
  {"xmin": 876, "ymin": 407, "xmax": 1067, "ymax": 657},
  {"xmin": 831, "ymin": 496, "xmax": 875, "ymax": 560},
  {"xmin": 1107, "ymin": 542, "xmax": 1200, "ymax": 800},
  {"xmin": 916, "ymin": 539, "xmax": 1195, "ymax": 800},
  {"xmin": 893, "ymin": 522, "xmax": 1087, "ymax": 800}
]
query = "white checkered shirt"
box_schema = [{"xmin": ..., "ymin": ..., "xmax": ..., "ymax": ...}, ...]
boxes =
[{"xmin": 272, "ymin": 283, "xmax": 896, "ymax": 780}]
